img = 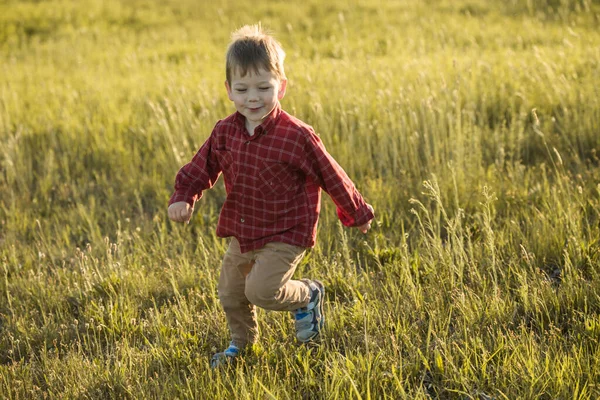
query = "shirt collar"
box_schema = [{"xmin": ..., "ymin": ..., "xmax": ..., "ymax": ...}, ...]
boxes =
[{"xmin": 234, "ymin": 102, "xmax": 282, "ymax": 136}]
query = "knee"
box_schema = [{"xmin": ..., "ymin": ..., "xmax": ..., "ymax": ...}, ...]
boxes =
[
  {"xmin": 244, "ymin": 283, "xmax": 278, "ymax": 309},
  {"xmin": 219, "ymin": 290, "xmax": 246, "ymax": 311}
]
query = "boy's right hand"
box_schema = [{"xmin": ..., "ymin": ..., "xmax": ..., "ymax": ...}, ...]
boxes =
[{"xmin": 168, "ymin": 201, "xmax": 193, "ymax": 224}]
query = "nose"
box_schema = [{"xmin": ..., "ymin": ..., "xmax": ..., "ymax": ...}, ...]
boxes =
[{"xmin": 247, "ymin": 89, "xmax": 259, "ymax": 102}]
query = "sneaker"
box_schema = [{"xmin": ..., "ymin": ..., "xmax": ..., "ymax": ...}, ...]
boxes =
[
  {"xmin": 293, "ymin": 279, "xmax": 325, "ymax": 343},
  {"xmin": 210, "ymin": 342, "xmax": 240, "ymax": 368}
]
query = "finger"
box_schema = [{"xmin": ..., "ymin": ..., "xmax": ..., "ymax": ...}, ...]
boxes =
[
  {"xmin": 169, "ymin": 205, "xmax": 182, "ymax": 221},
  {"xmin": 180, "ymin": 208, "xmax": 188, "ymax": 222},
  {"xmin": 362, "ymin": 222, "xmax": 372, "ymax": 233}
]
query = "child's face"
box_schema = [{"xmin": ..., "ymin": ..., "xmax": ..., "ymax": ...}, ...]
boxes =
[{"xmin": 225, "ymin": 68, "xmax": 287, "ymax": 133}]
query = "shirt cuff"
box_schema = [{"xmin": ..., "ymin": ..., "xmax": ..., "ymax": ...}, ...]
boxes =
[
  {"xmin": 336, "ymin": 203, "xmax": 374, "ymax": 227},
  {"xmin": 168, "ymin": 192, "xmax": 196, "ymax": 207}
]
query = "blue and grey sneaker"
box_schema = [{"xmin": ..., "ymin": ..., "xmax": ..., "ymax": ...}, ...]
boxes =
[
  {"xmin": 293, "ymin": 279, "xmax": 325, "ymax": 343},
  {"xmin": 210, "ymin": 342, "xmax": 240, "ymax": 368}
]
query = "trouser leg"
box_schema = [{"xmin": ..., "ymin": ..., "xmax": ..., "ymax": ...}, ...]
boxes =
[
  {"xmin": 244, "ymin": 242, "xmax": 311, "ymax": 312},
  {"xmin": 217, "ymin": 238, "xmax": 257, "ymax": 348}
]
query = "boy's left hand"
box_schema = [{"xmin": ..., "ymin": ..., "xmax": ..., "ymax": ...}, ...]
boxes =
[{"xmin": 357, "ymin": 204, "xmax": 375, "ymax": 234}]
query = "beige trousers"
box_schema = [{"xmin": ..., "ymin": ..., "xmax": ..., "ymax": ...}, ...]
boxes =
[{"xmin": 217, "ymin": 237, "xmax": 311, "ymax": 348}]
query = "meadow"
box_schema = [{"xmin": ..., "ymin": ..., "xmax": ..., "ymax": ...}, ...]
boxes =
[{"xmin": 1, "ymin": 0, "xmax": 600, "ymax": 398}]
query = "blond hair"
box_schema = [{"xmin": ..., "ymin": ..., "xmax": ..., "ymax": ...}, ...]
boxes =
[{"xmin": 225, "ymin": 24, "xmax": 286, "ymax": 84}]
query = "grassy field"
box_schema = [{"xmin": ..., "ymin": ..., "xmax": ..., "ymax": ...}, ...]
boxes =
[{"xmin": 1, "ymin": 0, "xmax": 600, "ymax": 398}]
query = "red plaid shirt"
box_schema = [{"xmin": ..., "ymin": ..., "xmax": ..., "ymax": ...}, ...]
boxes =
[{"xmin": 169, "ymin": 103, "xmax": 374, "ymax": 253}]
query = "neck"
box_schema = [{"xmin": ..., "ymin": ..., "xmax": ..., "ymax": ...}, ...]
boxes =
[{"xmin": 245, "ymin": 120, "xmax": 258, "ymax": 135}]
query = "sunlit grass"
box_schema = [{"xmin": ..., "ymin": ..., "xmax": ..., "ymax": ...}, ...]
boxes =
[{"xmin": 1, "ymin": 0, "xmax": 600, "ymax": 398}]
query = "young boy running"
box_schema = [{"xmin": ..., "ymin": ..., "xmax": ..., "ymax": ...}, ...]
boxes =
[{"xmin": 168, "ymin": 24, "xmax": 374, "ymax": 367}]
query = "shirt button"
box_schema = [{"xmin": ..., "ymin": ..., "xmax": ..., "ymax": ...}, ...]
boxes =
[
  {"xmin": 240, "ymin": 218, "xmax": 245, "ymax": 223},
  {"xmin": 245, "ymin": 141, "xmax": 250, "ymax": 145}
]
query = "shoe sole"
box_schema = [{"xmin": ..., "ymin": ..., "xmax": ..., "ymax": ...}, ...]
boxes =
[{"xmin": 313, "ymin": 279, "xmax": 325, "ymax": 331}]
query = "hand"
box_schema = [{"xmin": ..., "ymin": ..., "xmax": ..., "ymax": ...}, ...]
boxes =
[
  {"xmin": 357, "ymin": 204, "xmax": 375, "ymax": 234},
  {"xmin": 168, "ymin": 201, "xmax": 193, "ymax": 224}
]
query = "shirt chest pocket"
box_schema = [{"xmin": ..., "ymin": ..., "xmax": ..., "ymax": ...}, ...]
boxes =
[{"xmin": 258, "ymin": 161, "xmax": 301, "ymax": 195}]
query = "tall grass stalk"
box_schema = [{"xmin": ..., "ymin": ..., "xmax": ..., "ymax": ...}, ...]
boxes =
[{"xmin": 1, "ymin": 0, "xmax": 600, "ymax": 398}]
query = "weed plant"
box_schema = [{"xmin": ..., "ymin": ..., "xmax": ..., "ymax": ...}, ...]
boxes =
[{"xmin": 1, "ymin": 0, "xmax": 600, "ymax": 398}]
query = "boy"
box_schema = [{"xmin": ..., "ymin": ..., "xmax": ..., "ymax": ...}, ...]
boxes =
[{"xmin": 168, "ymin": 24, "xmax": 374, "ymax": 367}]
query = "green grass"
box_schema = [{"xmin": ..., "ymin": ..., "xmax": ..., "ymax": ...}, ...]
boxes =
[{"xmin": 1, "ymin": 0, "xmax": 600, "ymax": 398}]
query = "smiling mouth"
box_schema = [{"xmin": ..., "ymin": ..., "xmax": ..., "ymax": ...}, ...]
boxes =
[{"xmin": 247, "ymin": 106, "xmax": 263, "ymax": 112}]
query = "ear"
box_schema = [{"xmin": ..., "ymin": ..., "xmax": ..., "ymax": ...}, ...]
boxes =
[
  {"xmin": 225, "ymin": 80, "xmax": 233, "ymax": 101},
  {"xmin": 277, "ymin": 79, "xmax": 287, "ymax": 100}
]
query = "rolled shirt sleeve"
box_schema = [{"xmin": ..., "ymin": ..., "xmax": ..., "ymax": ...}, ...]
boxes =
[
  {"xmin": 300, "ymin": 129, "xmax": 374, "ymax": 227},
  {"xmin": 169, "ymin": 129, "xmax": 222, "ymax": 207}
]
